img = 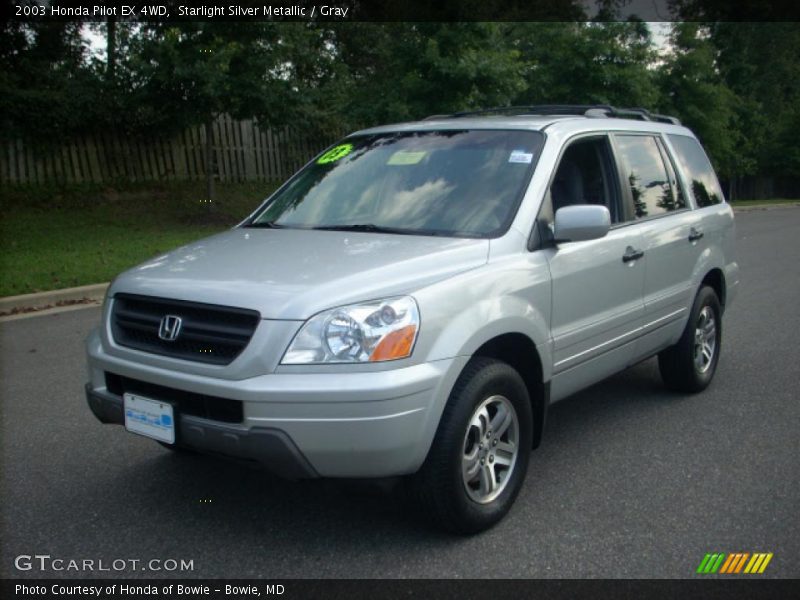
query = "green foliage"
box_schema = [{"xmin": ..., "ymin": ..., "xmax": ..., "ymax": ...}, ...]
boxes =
[
  {"xmin": 655, "ymin": 23, "xmax": 746, "ymax": 178},
  {"xmin": 670, "ymin": 3, "xmax": 800, "ymax": 178},
  {"xmin": 1, "ymin": 18, "xmax": 799, "ymax": 183},
  {"xmin": 708, "ymin": 22, "xmax": 800, "ymax": 177},
  {"xmin": 0, "ymin": 181, "xmax": 277, "ymax": 296},
  {"xmin": 329, "ymin": 23, "xmax": 526, "ymax": 127},
  {"xmin": 0, "ymin": 22, "xmax": 105, "ymax": 140},
  {"xmin": 120, "ymin": 23, "xmax": 290, "ymax": 134},
  {"xmin": 511, "ymin": 21, "xmax": 658, "ymax": 107}
]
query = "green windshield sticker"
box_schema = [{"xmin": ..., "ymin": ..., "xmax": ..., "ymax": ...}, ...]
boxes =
[
  {"xmin": 317, "ymin": 143, "xmax": 354, "ymax": 164},
  {"xmin": 387, "ymin": 150, "xmax": 427, "ymax": 166}
]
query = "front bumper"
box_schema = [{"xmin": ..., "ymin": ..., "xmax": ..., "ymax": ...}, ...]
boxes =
[
  {"xmin": 86, "ymin": 384, "xmax": 319, "ymax": 478},
  {"xmin": 86, "ymin": 329, "xmax": 466, "ymax": 478}
]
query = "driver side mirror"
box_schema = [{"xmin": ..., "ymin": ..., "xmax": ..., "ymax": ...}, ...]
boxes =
[{"xmin": 553, "ymin": 205, "xmax": 611, "ymax": 243}]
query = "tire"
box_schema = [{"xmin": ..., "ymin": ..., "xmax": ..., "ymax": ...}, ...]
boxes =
[
  {"xmin": 658, "ymin": 286, "xmax": 722, "ymax": 393},
  {"xmin": 409, "ymin": 357, "xmax": 533, "ymax": 534}
]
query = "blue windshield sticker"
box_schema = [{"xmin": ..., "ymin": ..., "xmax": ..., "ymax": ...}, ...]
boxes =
[{"xmin": 508, "ymin": 150, "xmax": 533, "ymax": 164}]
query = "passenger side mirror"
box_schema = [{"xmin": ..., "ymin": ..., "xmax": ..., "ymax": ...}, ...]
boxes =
[{"xmin": 553, "ymin": 205, "xmax": 611, "ymax": 243}]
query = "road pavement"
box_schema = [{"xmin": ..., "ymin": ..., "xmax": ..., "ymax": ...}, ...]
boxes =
[{"xmin": 1, "ymin": 207, "xmax": 798, "ymax": 579}]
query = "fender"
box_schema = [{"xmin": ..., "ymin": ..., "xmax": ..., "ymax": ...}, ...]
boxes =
[
  {"xmin": 413, "ymin": 256, "xmax": 553, "ymax": 380},
  {"xmin": 402, "ymin": 251, "xmax": 553, "ymax": 468}
]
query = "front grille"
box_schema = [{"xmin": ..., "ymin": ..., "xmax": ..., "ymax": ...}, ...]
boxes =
[
  {"xmin": 106, "ymin": 372, "xmax": 243, "ymax": 423},
  {"xmin": 111, "ymin": 293, "xmax": 260, "ymax": 365}
]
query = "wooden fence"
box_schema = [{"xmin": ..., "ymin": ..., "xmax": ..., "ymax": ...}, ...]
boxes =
[{"xmin": 0, "ymin": 115, "xmax": 341, "ymax": 185}]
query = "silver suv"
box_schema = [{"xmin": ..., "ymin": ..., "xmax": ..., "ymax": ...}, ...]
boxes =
[{"xmin": 85, "ymin": 105, "xmax": 739, "ymax": 533}]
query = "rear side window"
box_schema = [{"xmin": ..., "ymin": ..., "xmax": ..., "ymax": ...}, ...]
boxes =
[
  {"xmin": 614, "ymin": 135, "xmax": 683, "ymax": 220},
  {"xmin": 667, "ymin": 135, "xmax": 725, "ymax": 207}
]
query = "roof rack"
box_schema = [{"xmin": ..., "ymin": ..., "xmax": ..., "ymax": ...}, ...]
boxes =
[{"xmin": 426, "ymin": 104, "xmax": 681, "ymax": 125}]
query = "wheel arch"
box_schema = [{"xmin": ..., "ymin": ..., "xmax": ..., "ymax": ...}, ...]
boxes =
[
  {"xmin": 690, "ymin": 238, "xmax": 729, "ymax": 314},
  {"xmin": 472, "ymin": 333, "xmax": 548, "ymax": 449},
  {"xmin": 700, "ymin": 267, "xmax": 727, "ymax": 312},
  {"xmin": 414, "ymin": 287, "xmax": 553, "ymax": 457}
]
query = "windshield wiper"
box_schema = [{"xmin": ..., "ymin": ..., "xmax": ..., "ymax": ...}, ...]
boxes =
[
  {"xmin": 243, "ymin": 220, "xmax": 287, "ymax": 229},
  {"xmin": 312, "ymin": 223, "xmax": 419, "ymax": 235}
]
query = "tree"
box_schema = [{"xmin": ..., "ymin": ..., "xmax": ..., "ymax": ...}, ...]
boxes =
[
  {"xmin": 123, "ymin": 22, "xmax": 304, "ymax": 203},
  {"xmin": 671, "ymin": 2, "xmax": 800, "ymax": 184},
  {"xmin": 708, "ymin": 22, "xmax": 800, "ymax": 178},
  {"xmin": 509, "ymin": 20, "xmax": 659, "ymax": 107},
  {"xmin": 655, "ymin": 23, "xmax": 748, "ymax": 181},
  {"xmin": 0, "ymin": 21, "xmax": 102, "ymax": 140},
  {"xmin": 329, "ymin": 23, "xmax": 527, "ymax": 126}
]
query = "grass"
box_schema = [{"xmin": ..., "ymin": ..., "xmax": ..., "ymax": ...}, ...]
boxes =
[
  {"xmin": 0, "ymin": 184, "xmax": 797, "ymax": 298},
  {"xmin": 0, "ymin": 181, "xmax": 279, "ymax": 297}
]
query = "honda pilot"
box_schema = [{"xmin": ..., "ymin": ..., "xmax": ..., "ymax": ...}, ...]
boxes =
[{"xmin": 86, "ymin": 105, "xmax": 739, "ymax": 533}]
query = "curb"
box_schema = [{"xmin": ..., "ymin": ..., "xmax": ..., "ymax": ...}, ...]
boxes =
[
  {"xmin": 0, "ymin": 283, "xmax": 109, "ymax": 316},
  {"xmin": 733, "ymin": 202, "xmax": 800, "ymax": 212}
]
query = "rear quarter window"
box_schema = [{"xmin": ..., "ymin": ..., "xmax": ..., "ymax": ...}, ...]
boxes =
[{"xmin": 667, "ymin": 135, "xmax": 725, "ymax": 207}]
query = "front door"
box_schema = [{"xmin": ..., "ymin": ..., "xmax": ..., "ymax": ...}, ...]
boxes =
[{"xmin": 542, "ymin": 135, "xmax": 646, "ymax": 402}]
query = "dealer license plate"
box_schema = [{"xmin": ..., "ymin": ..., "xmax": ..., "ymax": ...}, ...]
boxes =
[{"xmin": 123, "ymin": 393, "xmax": 175, "ymax": 444}]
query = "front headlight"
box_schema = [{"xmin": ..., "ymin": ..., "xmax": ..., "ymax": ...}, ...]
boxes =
[{"xmin": 282, "ymin": 296, "xmax": 420, "ymax": 364}]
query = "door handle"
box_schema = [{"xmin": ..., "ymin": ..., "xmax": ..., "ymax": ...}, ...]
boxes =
[
  {"xmin": 688, "ymin": 227, "xmax": 704, "ymax": 242},
  {"xmin": 622, "ymin": 246, "xmax": 644, "ymax": 263}
]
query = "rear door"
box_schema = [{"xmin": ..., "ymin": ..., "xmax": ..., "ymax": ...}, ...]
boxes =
[
  {"xmin": 542, "ymin": 135, "xmax": 647, "ymax": 402},
  {"xmin": 610, "ymin": 133, "xmax": 704, "ymax": 358}
]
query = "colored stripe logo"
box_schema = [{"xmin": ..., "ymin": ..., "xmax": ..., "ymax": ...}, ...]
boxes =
[{"xmin": 696, "ymin": 552, "xmax": 773, "ymax": 574}]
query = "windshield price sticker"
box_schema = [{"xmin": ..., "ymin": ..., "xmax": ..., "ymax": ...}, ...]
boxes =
[{"xmin": 387, "ymin": 151, "xmax": 428, "ymax": 165}]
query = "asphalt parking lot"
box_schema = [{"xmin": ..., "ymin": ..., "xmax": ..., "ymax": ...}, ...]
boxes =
[{"xmin": 1, "ymin": 207, "xmax": 798, "ymax": 579}]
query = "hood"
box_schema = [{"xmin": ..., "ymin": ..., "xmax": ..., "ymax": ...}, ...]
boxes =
[{"xmin": 108, "ymin": 228, "xmax": 489, "ymax": 319}]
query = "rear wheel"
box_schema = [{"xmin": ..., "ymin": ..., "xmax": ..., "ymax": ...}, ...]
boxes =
[
  {"xmin": 658, "ymin": 286, "xmax": 722, "ymax": 393},
  {"xmin": 409, "ymin": 357, "xmax": 533, "ymax": 534}
]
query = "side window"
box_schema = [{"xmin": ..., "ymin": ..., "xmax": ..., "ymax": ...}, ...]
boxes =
[
  {"xmin": 549, "ymin": 136, "xmax": 622, "ymax": 222},
  {"xmin": 667, "ymin": 134, "xmax": 725, "ymax": 207},
  {"xmin": 614, "ymin": 135, "xmax": 682, "ymax": 220},
  {"xmin": 658, "ymin": 138, "xmax": 687, "ymax": 212}
]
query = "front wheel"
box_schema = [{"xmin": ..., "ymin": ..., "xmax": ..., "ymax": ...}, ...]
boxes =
[
  {"xmin": 658, "ymin": 285, "xmax": 722, "ymax": 393},
  {"xmin": 409, "ymin": 358, "xmax": 533, "ymax": 534}
]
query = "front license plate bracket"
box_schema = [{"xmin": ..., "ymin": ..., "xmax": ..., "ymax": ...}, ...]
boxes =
[{"xmin": 123, "ymin": 393, "xmax": 175, "ymax": 444}]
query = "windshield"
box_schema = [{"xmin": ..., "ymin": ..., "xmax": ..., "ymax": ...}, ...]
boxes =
[{"xmin": 247, "ymin": 129, "xmax": 544, "ymax": 238}]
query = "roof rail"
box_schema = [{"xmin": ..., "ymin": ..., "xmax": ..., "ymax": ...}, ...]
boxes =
[
  {"xmin": 428, "ymin": 104, "xmax": 681, "ymax": 125},
  {"xmin": 610, "ymin": 106, "xmax": 682, "ymax": 125}
]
